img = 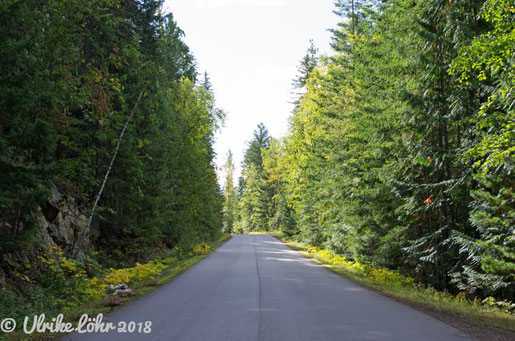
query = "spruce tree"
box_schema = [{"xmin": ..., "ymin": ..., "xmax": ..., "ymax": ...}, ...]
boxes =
[{"xmin": 222, "ymin": 151, "xmax": 238, "ymax": 234}]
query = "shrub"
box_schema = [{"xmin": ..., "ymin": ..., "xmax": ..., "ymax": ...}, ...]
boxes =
[
  {"xmin": 84, "ymin": 261, "xmax": 165, "ymax": 300},
  {"xmin": 304, "ymin": 242, "xmax": 513, "ymax": 313},
  {"xmin": 307, "ymin": 244, "xmax": 415, "ymax": 288},
  {"xmin": 192, "ymin": 243, "xmax": 211, "ymax": 255}
]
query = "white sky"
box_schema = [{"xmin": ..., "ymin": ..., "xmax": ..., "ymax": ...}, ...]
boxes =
[{"xmin": 164, "ymin": 0, "xmax": 340, "ymax": 179}]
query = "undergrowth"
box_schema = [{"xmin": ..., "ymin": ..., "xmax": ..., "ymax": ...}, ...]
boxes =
[
  {"xmin": 0, "ymin": 235, "xmax": 231, "ymax": 340},
  {"xmin": 262, "ymin": 231, "xmax": 515, "ymax": 333}
]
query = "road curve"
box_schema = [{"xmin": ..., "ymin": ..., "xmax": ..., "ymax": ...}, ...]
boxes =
[{"xmin": 65, "ymin": 234, "xmax": 473, "ymax": 341}]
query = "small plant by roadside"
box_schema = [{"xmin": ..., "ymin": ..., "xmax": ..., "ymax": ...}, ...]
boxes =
[
  {"xmin": 302, "ymin": 242, "xmax": 514, "ymax": 315},
  {"xmin": 192, "ymin": 242, "xmax": 211, "ymax": 255},
  {"xmin": 84, "ymin": 261, "xmax": 165, "ymax": 300},
  {"xmin": 306, "ymin": 245, "xmax": 416, "ymax": 288}
]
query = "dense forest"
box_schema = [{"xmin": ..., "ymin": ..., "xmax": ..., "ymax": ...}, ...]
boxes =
[
  {"xmin": 227, "ymin": 0, "xmax": 514, "ymax": 302},
  {"xmin": 0, "ymin": 0, "xmax": 513, "ymax": 328},
  {"xmin": 0, "ymin": 0, "xmax": 223, "ymax": 308}
]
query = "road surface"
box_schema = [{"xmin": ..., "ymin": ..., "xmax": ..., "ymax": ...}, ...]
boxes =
[{"xmin": 66, "ymin": 234, "xmax": 473, "ymax": 340}]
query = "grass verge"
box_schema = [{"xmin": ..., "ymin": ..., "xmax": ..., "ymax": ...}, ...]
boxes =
[
  {"xmin": 3, "ymin": 234, "xmax": 232, "ymax": 341},
  {"xmin": 258, "ymin": 231, "xmax": 515, "ymax": 338}
]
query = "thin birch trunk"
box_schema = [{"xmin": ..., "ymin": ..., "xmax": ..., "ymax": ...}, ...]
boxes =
[{"xmin": 74, "ymin": 90, "xmax": 144, "ymax": 254}]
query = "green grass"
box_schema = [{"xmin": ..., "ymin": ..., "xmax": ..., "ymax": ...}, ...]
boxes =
[
  {"xmin": 264, "ymin": 231, "xmax": 515, "ymax": 334},
  {"xmin": 3, "ymin": 234, "xmax": 232, "ymax": 341}
]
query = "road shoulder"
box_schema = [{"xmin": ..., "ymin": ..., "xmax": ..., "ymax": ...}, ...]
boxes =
[{"xmin": 261, "ymin": 232, "xmax": 515, "ymax": 341}]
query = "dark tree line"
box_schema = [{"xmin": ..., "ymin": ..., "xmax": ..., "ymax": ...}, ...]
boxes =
[{"xmin": 0, "ymin": 0, "xmax": 224, "ymax": 264}]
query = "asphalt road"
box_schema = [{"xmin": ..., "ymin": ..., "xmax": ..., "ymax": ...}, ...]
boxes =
[{"xmin": 65, "ymin": 234, "xmax": 474, "ymax": 341}]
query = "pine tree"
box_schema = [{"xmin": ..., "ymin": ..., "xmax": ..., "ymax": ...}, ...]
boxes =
[
  {"xmin": 238, "ymin": 123, "xmax": 273, "ymax": 231},
  {"xmin": 262, "ymin": 139, "xmax": 297, "ymax": 236},
  {"xmin": 222, "ymin": 151, "xmax": 238, "ymax": 233},
  {"xmin": 241, "ymin": 122, "xmax": 271, "ymax": 172},
  {"xmin": 291, "ymin": 39, "xmax": 319, "ymax": 99}
]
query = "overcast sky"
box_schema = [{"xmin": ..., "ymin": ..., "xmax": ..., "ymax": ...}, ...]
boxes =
[{"xmin": 164, "ymin": 0, "xmax": 340, "ymax": 179}]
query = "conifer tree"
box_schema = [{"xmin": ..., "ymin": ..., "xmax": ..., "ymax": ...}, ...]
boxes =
[
  {"xmin": 222, "ymin": 151, "xmax": 238, "ymax": 233},
  {"xmin": 291, "ymin": 39, "xmax": 319, "ymax": 103},
  {"xmin": 238, "ymin": 123, "xmax": 273, "ymax": 231}
]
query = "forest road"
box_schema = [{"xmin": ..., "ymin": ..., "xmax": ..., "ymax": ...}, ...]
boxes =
[{"xmin": 65, "ymin": 234, "xmax": 474, "ymax": 341}]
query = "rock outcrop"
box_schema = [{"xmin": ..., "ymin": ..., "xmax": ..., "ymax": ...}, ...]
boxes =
[
  {"xmin": 0, "ymin": 183, "xmax": 90, "ymax": 289},
  {"xmin": 35, "ymin": 184, "xmax": 88, "ymax": 256}
]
